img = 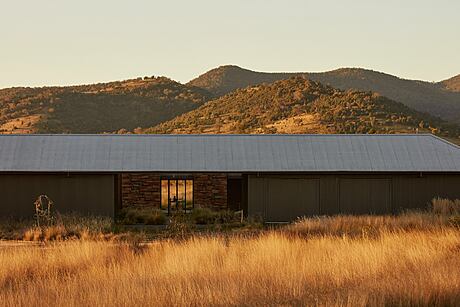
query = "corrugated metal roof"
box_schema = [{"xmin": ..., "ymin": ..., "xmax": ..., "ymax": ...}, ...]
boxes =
[{"xmin": 0, "ymin": 134, "xmax": 459, "ymax": 172}]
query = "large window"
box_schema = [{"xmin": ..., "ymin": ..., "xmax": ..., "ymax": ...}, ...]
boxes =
[{"xmin": 161, "ymin": 178, "xmax": 193, "ymax": 213}]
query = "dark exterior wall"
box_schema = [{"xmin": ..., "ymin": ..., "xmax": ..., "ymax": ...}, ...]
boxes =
[
  {"xmin": 392, "ymin": 174, "xmax": 460, "ymax": 211},
  {"xmin": 0, "ymin": 174, "xmax": 115, "ymax": 218},
  {"xmin": 227, "ymin": 178, "xmax": 243, "ymax": 211},
  {"xmin": 248, "ymin": 173, "xmax": 460, "ymax": 221},
  {"xmin": 121, "ymin": 173, "xmax": 227, "ymax": 210}
]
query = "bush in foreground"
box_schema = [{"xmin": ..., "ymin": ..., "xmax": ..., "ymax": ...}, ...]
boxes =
[
  {"xmin": 23, "ymin": 214, "xmax": 114, "ymax": 241},
  {"xmin": 118, "ymin": 207, "xmax": 167, "ymax": 225}
]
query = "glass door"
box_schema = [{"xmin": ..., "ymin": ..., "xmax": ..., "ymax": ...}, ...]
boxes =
[{"xmin": 161, "ymin": 178, "xmax": 193, "ymax": 214}]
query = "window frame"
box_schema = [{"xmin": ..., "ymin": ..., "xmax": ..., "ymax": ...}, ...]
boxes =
[{"xmin": 160, "ymin": 176, "xmax": 194, "ymax": 215}]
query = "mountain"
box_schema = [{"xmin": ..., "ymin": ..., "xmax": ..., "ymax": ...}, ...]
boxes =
[
  {"xmin": 148, "ymin": 77, "xmax": 459, "ymax": 138},
  {"xmin": 188, "ymin": 66, "xmax": 460, "ymax": 123},
  {"xmin": 441, "ymin": 74, "xmax": 460, "ymax": 92},
  {"xmin": 0, "ymin": 77, "xmax": 211, "ymax": 134}
]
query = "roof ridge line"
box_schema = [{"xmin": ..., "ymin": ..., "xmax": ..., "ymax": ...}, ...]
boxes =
[{"xmin": 428, "ymin": 134, "xmax": 460, "ymax": 150}]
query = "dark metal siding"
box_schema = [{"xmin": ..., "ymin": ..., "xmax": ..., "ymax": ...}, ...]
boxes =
[
  {"xmin": 248, "ymin": 176, "xmax": 320, "ymax": 222},
  {"xmin": 266, "ymin": 178, "xmax": 320, "ymax": 222},
  {"xmin": 248, "ymin": 177, "xmax": 266, "ymax": 218},
  {"xmin": 248, "ymin": 173, "xmax": 460, "ymax": 221},
  {"xmin": 0, "ymin": 174, "xmax": 115, "ymax": 217},
  {"xmin": 392, "ymin": 174, "xmax": 460, "ymax": 212},
  {"xmin": 339, "ymin": 178, "xmax": 391, "ymax": 214}
]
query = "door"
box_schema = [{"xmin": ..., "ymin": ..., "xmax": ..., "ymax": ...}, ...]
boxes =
[
  {"xmin": 160, "ymin": 178, "xmax": 193, "ymax": 214},
  {"xmin": 227, "ymin": 178, "xmax": 242, "ymax": 211}
]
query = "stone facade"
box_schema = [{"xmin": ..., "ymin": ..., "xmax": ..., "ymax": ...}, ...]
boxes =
[
  {"xmin": 121, "ymin": 173, "xmax": 161, "ymax": 208},
  {"xmin": 121, "ymin": 173, "xmax": 227, "ymax": 210},
  {"xmin": 194, "ymin": 173, "xmax": 227, "ymax": 210}
]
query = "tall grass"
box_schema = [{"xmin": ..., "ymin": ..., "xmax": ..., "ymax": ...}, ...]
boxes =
[
  {"xmin": 0, "ymin": 229, "xmax": 459, "ymax": 306},
  {"xmin": 22, "ymin": 214, "xmax": 114, "ymax": 241},
  {"xmin": 432, "ymin": 197, "xmax": 460, "ymax": 215},
  {"xmin": 286, "ymin": 211, "xmax": 459, "ymax": 238},
  {"xmin": 0, "ymin": 199, "xmax": 459, "ymax": 306}
]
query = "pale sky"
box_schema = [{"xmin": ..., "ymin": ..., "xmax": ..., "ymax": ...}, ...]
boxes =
[{"xmin": 1, "ymin": 0, "xmax": 459, "ymax": 88}]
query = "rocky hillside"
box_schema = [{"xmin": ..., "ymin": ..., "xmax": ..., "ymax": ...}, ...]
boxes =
[
  {"xmin": 148, "ymin": 77, "xmax": 459, "ymax": 138},
  {"xmin": 188, "ymin": 66, "xmax": 460, "ymax": 123},
  {"xmin": 0, "ymin": 77, "xmax": 211, "ymax": 134},
  {"xmin": 441, "ymin": 74, "xmax": 460, "ymax": 92}
]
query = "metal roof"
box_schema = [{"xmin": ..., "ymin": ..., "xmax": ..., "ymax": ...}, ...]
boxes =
[{"xmin": 0, "ymin": 134, "xmax": 459, "ymax": 173}]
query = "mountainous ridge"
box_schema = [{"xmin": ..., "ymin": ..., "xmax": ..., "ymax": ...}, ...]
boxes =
[
  {"xmin": 149, "ymin": 76, "xmax": 458, "ymax": 137},
  {"xmin": 441, "ymin": 74, "xmax": 460, "ymax": 92},
  {"xmin": 1, "ymin": 66, "xmax": 459, "ymax": 138},
  {"xmin": 0, "ymin": 77, "xmax": 211, "ymax": 134},
  {"xmin": 188, "ymin": 65, "xmax": 460, "ymax": 123}
]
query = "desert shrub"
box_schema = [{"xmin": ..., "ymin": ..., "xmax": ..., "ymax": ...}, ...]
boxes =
[
  {"xmin": 215, "ymin": 210, "xmax": 241, "ymax": 224},
  {"xmin": 118, "ymin": 207, "xmax": 166, "ymax": 225},
  {"xmin": 22, "ymin": 214, "xmax": 114, "ymax": 242},
  {"xmin": 191, "ymin": 208, "xmax": 218, "ymax": 225},
  {"xmin": 0, "ymin": 218, "xmax": 32, "ymax": 240},
  {"xmin": 191, "ymin": 208, "xmax": 242, "ymax": 225},
  {"xmin": 165, "ymin": 212, "xmax": 192, "ymax": 239},
  {"xmin": 431, "ymin": 197, "xmax": 460, "ymax": 215}
]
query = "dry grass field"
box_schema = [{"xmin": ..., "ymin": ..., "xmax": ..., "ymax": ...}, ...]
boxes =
[{"xmin": 0, "ymin": 201, "xmax": 459, "ymax": 306}]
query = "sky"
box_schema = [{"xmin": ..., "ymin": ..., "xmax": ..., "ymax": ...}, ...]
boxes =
[{"xmin": 1, "ymin": 0, "xmax": 459, "ymax": 88}]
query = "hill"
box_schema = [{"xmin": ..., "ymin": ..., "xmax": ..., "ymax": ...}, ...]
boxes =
[
  {"xmin": 149, "ymin": 77, "xmax": 459, "ymax": 138},
  {"xmin": 0, "ymin": 77, "xmax": 211, "ymax": 134},
  {"xmin": 441, "ymin": 74, "xmax": 460, "ymax": 92},
  {"xmin": 188, "ymin": 66, "xmax": 460, "ymax": 123}
]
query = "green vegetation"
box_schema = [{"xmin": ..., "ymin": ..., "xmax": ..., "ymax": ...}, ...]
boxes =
[
  {"xmin": 0, "ymin": 77, "xmax": 211, "ymax": 134},
  {"xmin": 0, "ymin": 209, "xmax": 250, "ymax": 241},
  {"xmin": 118, "ymin": 207, "xmax": 167, "ymax": 225},
  {"xmin": 2, "ymin": 67, "xmax": 459, "ymax": 136},
  {"xmin": 190, "ymin": 208, "xmax": 240, "ymax": 225},
  {"xmin": 188, "ymin": 65, "xmax": 460, "ymax": 123},
  {"xmin": 149, "ymin": 77, "xmax": 460, "ymax": 137}
]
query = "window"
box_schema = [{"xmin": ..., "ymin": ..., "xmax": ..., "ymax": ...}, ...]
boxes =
[{"xmin": 160, "ymin": 177, "xmax": 193, "ymax": 214}]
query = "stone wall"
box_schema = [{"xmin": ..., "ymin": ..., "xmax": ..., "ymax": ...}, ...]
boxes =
[
  {"xmin": 121, "ymin": 173, "xmax": 161, "ymax": 208},
  {"xmin": 121, "ymin": 173, "xmax": 227, "ymax": 210},
  {"xmin": 194, "ymin": 173, "xmax": 227, "ymax": 210}
]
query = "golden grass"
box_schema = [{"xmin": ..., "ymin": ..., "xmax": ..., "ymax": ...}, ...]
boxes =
[
  {"xmin": 432, "ymin": 197, "xmax": 460, "ymax": 215},
  {"xmin": 1, "ymin": 227, "xmax": 459, "ymax": 306},
  {"xmin": 286, "ymin": 211, "xmax": 459, "ymax": 237},
  {"xmin": 1, "ymin": 200, "xmax": 459, "ymax": 306}
]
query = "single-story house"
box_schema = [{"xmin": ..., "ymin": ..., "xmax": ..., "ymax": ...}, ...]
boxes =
[{"xmin": 0, "ymin": 134, "xmax": 459, "ymax": 222}]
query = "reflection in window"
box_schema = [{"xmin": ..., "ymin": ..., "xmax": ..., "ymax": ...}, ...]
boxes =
[
  {"xmin": 169, "ymin": 180, "xmax": 177, "ymax": 210},
  {"xmin": 160, "ymin": 178, "xmax": 193, "ymax": 213},
  {"xmin": 161, "ymin": 180, "xmax": 168, "ymax": 210},
  {"xmin": 186, "ymin": 180, "xmax": 193, "ymax": 210}
]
